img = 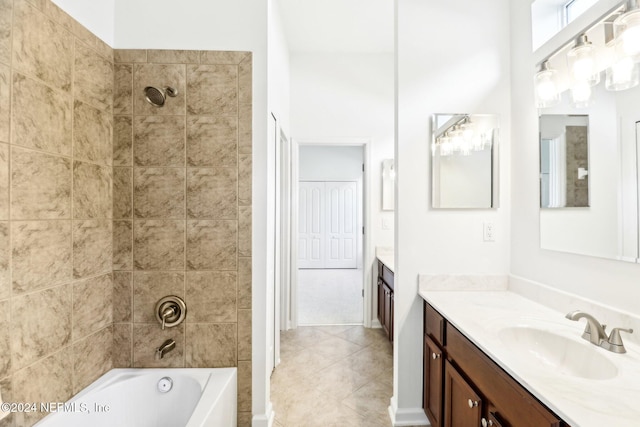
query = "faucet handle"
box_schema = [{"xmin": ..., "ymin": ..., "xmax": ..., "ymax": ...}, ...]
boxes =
[{"xmin": 608, "ymin": 328, "xmax": 634, "ymax": 346}]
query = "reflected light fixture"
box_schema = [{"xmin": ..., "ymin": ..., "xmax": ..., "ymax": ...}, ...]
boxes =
[
  {"xmin": 567, "ymin": 34, "xmax": 600, "ymax": 86},
  {"xmin": 534, "ymin": 60, "xmax": 561, "ymax": 108},
  {"xmin": 614, "ymin": 1, "xmax": 640, "ymax": 58}
]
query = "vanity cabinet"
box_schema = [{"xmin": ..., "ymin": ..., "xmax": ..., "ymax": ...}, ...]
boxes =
[
  {"xmin": 423, "ymin": 302, "xmax": 568, "ymax": 427},
  {"xmin": 377, "ymin": 260, "xmax": 394, "ymax": 342}
]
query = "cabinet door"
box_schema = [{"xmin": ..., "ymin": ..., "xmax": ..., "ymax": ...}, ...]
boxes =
[
  {"xmin": 444, "ymin": 360, "xmax": 482, "ymax": 427},
  {"xmin": 377, "ymin": 279, "xmax": 385, "ymax": 327},
  {"xmin": 424, "ymin": 335, "xmax": 444, "ymax": 427},
  {"xmin": 383, "ymin": 283, "xmax": 393, "ymax": 339}
]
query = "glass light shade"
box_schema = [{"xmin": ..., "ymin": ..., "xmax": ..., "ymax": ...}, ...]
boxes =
[
  {"xmin": 567, "ymin": 35, "xmax": 600, "ymax": 86},
  {"xmin": 534, "ymin": 62, "xmax": 561, "ymax": 108},
  {"xmin": 439, "ymin": 137, "xmax": 453, "ymax": 157},
  {"xmin": 615, "ymin": 9, "xmax": 640, "ymax": 59},
  {"xmin": 570, "ymin": 80, "xmax": 592, "ymax": 107},
  {"xmin": 605, "ymin": 48, "xmax": 640, "ymax": 90}
]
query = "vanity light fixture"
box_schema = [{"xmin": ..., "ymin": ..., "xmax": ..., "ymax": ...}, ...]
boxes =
[
  {"xmin": 605, "ymin": 39, "xmax": 640, "ymax": 90},
  {"xmin": 534, "ymin": 60, "xmax": 561, "ymax": 108},
  {"xmin": 614, "ymin": 0, "xmax": 640, "ymax": 59},
  {"xmin": 567, "ymin": 34, "xmax": 600, "ymax": 86},
  {"xmin": 570, "ymin": 80, "xmax": 593, "ymax": 107}
]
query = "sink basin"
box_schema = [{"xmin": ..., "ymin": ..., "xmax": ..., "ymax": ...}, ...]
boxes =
[{"xmin": 498, "ymin": 326, "xmax": 618, "ymax": 380}]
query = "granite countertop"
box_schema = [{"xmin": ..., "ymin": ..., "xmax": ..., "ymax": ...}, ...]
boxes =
[
  {"xmin": 375, "ymin": 247, "xmax": 394, "ymax": 272},
  {"xmin": 419, "ymin": 289, "xmax": 640, "ymax": 427}
]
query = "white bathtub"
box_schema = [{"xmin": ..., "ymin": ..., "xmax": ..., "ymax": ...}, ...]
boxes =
[{"xmin": 34, "ymin": 368, "xmax": 237, "ymax": 427}]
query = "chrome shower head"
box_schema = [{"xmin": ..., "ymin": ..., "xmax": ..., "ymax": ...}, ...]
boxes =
[{"xmin": 143, "ymin": 86, "xmax": 178, "ymax": 107}]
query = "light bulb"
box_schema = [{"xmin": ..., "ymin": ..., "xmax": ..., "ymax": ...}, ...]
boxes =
[
  {"xmin": 571, "ymin": 81, "xmax": 592, "ymax": 107},
  {"xmin": 566, "ymin": 35, "xmax": 600, "ymax": 86},
  {"xmin": 616, "ymin": 9, "xmax": 640, "ymax": 58},
  {"xmin": 534, "ymin": 61, "xmax": 560, "ymax": 108},
  {"xmin": 605, "ymin": 38, "xmax": 640, "ymax": 91}
]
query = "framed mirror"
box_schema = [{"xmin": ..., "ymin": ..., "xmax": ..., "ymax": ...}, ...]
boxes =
[
  {"xmin": 431, "ymin": 114, "xmax": 499, "ymax": 209},
  {"xmin": 381, "ymin": 159, "xmax": 395, "ymax": 211}
]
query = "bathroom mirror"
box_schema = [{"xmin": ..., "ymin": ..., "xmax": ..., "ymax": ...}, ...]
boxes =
[
  {"xmin": 381, "ymin": 159, "xmax": 395, "ymax": 211},
  {"xmin": 431, "ymin": 114, "xmax": 499, "ymax": 209}
]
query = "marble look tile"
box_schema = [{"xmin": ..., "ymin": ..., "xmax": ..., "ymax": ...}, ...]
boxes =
[
  {"xmin": 133, "ymin": 271, "xmax": 184, "ymax": 323},
  {"xmin": 73, "ymin": 161, "xmax": 112, "ymax": 219},
  {"xmin": 186, "ymin": 220, "xmax": 237, "ymax": 270},
  {"xmin": 238, "ymin": 206, "xmax": 251, "ymax": 257},
  {"xmin": 308, "ymin": 336, "xmax": 364, "ymax": 361},
  {"xmin": 309, "ymin": 362, "xmax": 373, "ymax": 399},
  {"xmin": 238, "ymin": 56, "xmax": 252, "ymax": 105},
  {"xmin": 237, "ymin": 360, "xmax": 251, "ymax": 412},
  {"xmin": 113, "ymin": 167, "xmax": 132, "ymax": 219},
  {"xmin": 237, "ymin": 412, "xmax": 252, "ymax": 427},
  {"xmin": 0, "ymin": 65, "xmax": 8, "ymax": 143},
  {"xmin": 238, "ymin": 153, "xmax": 252, "ymax": 206},
  {"xmin": 148, "ymin": 50, "xmax": 200, "ymax": 64},
  {"xmin": 186, "ymin": 65, "xmax": 237, "ymax": 116},
  {"xmin": 0, "ymin": 377, "xmax": 13, "ymax": 427},
  {"xmin": 133, "ymin": 323, "xmax": 185, "ymax": 368},
  {"xmin": 72, "ymin": 274, "xmax": 113, "ymax": 340},
  {"xmin": 74, "ymin": 41, "xmax": 113, "ymax": 111},
  {"xmin": 112, "ymin": 323, "xmax": 132, "ymax": 368},
  {"xmin": 0, "ymin": 0, "xmax": 11, "ymax": 66},
  {"xmin": 11, "ymin": 285, "xmax": 72, "ymax": 370},
  {"xmin": 185, "ymin": 271, "xmax": 236, "ymax": 323},
  {"xmin": 12, "ymin": 73, "xmax": 72, "ymax": 155},
  {"xmin": 133, "ymin": 168, "xmax": 185, "ymax": 219},
  {"xmin": 186, "ymin": 116, "xmax": 238, "ymax": 167},
  {"xmin": 186, "ymin": 168, "xmax": 237, "ymax": 219},
  {"xmin": 11, "ymin": 147, "xmax": 71, "ymax": 219},
  {"xmin": 113, "ymin": 220, "xmax": 133, "ymax": 271},
  {"xmin": 73, "ymin": 219, "xmax": 112, "ymax": 279},
  {"xmin": 342, "ymin": 379, "xmax": 391, "ymax": 420},
  {"xmin": 133, "ymin": 220, "xmax": 185, "ymax": 270},
  {"xmin": 238, "ymin": 103, "xmax": 252, "ymax": 155},
  {"xmin": 114, "ymin": 64, "xmax": 133, "ymax": 115},
  {"xmin": 11, "ymin": 220, "xmax": 72, "ymax": 293},
  {"xmin": 0, "ymin": 143, "xmax": 7, "ymax": 219},
  {"xmin": 73, "ymin": 100, "xmax": 112, "ymax": 165},
  {"xmin": 185, "ymin": 323, "xmax": 236, "ymax": 368},
  {"xmin": 337, "ymin": 325, "xmax": 389, "ymax": 348},
  {"xmin": 237, "ymin": 257, "xmax": 251, "ymax": 309},
  {"xmin": 93, "ymin": 37, "xmax": 113, "ymax": 62},
  {"xmin": 0, "ymin": 222, "xmax": 8, "ymax": 299},
  {"xmin": 114, "ymin": 49, "xmax": 147, "ymax": 63},
  {"xmin": 113, "ymin": 116, "xmax": 133, "ymax": 166},
  {"xmin": 280, "ymin": 327, "xmax": 333, "ymax": 348},
  {"xmin": 133, "ymin": 116, "xmax": 186, "ymax": 166},
  {"xmin": 72, "ymin": 326, "xmax": 113, "ymax": 394},
  {"xmin": 237, "ymin": 309, "xmax": 251, "ymax": 361},
  {"xmin": 0, "ymin": 299, "xmax": 10, "ymax": 378},
  {"xmin": 113, "ymin": 271, "xmax": 132, "ymax": 322},
  {"xmin": 133, "ymin": 64, "xmax": 186, "ymax": 116},
  {"xmin": 200, "ymin": 51, "xmax": 250, "ymax": 65},
  {"xmin": 342, "ymin": 346, "xmax": 393, "ymax": 380},
  {"xmin": 11, "ymin": 347, "xmax": 73, "ymax": 426},
  {"xmin": 12, "ymin": 1, "xmax": 73, "ymax": 91}
]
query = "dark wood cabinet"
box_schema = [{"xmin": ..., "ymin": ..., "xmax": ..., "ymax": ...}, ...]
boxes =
[
  {"xmin": 423, "ymin": 302, "xmax": 568, "ymax": 427},
  {"xmin": 377, "ymin": 260, "xmax": 394, "ymax": 342}
]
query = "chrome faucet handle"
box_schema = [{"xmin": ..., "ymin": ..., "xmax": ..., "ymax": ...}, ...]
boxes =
[
  {"xmin": 565, "ymin": 310, "xmax": 608, "ymax": 344},
  {"xmin": 608, "ymin": 328, "xmax": 633, "ymax": 346}
]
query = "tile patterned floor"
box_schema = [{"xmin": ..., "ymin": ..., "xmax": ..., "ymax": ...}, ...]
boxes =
[{"xmin": 271, "ymin": 325, "xmax": 394, "ymax": 427}]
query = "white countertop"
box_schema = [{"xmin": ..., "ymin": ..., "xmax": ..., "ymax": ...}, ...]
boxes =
[
  {"xmin": 419, "ymin": 289, "xmax": 640, "ymax": 427},
  {"xmin": 375, "ymin": 247, "xmax": 394, "ymax": 272}
]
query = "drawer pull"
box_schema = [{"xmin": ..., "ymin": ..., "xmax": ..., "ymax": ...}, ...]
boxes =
[
  {"xmin": 468, "ymin": 399, "xmax": 479, "ymax": 409},
  {"xmin": 432, "ymin": 352, "xmax": 441, "ymax": 360},
  {"xmin": 481, "ymin": 418, "xmax": 494, "ymax": 427}
]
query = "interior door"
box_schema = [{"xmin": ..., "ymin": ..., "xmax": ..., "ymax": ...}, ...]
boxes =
[
  {"xmin": 298, "ymin": 181, "xmax": 324, "ymax": 268},
  {"xmin": 325, "ymin": 181, "xmax": 357, "ymax": 268}
]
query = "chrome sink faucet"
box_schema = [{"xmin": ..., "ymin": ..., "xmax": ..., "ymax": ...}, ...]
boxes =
[{"xmin": 566, "ymin": 310, "xmax": 633, "ymax": 353}]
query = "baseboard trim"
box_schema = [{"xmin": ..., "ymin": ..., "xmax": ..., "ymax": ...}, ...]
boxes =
[
  {"xmin": 252, "ymin": 403, "xmax": 275, "ymax": 427},
  {"xmin": 371, "ymin": 319, "xmax": 382, "ymax": 328},
  {"xmin": 388, "ymin": 404, "xmax": 429, "ymax": 426}
]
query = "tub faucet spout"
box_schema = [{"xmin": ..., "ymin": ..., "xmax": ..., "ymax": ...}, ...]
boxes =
[{"xmin": 155, "ymin": 339, "xmax": 176, "ymax": 360}]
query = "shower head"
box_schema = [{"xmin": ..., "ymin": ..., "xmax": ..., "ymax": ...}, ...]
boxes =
[{"xmin": 143, "ymin": 86, "xmax": 178, "ymax": 107}]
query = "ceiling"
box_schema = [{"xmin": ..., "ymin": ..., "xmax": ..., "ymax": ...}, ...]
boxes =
[{"xmin": 277, "ymin": 0, "xmax": 394, "ymax": 54}]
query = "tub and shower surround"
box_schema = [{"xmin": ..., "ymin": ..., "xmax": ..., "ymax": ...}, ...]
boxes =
[{"xmin": 111, "ymin": 49, "xmax": 253, "ymax": 426}]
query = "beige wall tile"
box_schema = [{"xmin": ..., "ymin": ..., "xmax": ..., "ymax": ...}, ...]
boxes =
[
  {"xmin": 74, "ymin": 41, "xmax": 113, "ymax": 111},
  {"xmin": 148, "ymin": 50, "xmax": 200, "ymax": 64},
  {"xmin": 11, "ymin": 285, "xmax": 72, "ymax": 370},
  {"xmin": 0, "ymin": 299, "xmax": 10, "ymax": 378},
  {"xmin": 12, "ymin": 73, "xmax": 72, "ymax": 155},
  {"xmin": 113, "ymin": 116, "xmax": 133, "ymax": 166},
  {"xmin": 0, "ymin": 143, "xmax": 7, "ymax": 219},
  {"xmin": 93, "ymin": 37, "xmax": 113, "ymax": 62},
  {"xmin": 186, "ymin": 220, "xmax": 237, "ymax": 270},
  {"xmin": 113, "ymin": 272, "xmax": 132, "ymax": 323},
  {"xmin": 114, "ymin": 64, "xmax": 133, "ymax": 115},
  {"xmin": 112, "ymin": 323, "xmax": 132, "ymax": 368},
  {"xmin": 113, "ymin": 220, "xmax": 133, "ymax": 270},
  {"xmin": 73, "ymin": 219, "xmax": 112, "ymax": 279},
  {"xmin": 73, "ymin": 101, "xmax": 113, "ymax": 165},
  {"xmin": 200, "ymin": 51, "xmax": 250, "ymax": 65},
  {"xmin": 186, "ymin": 271, "xmax": 236, "ymax": 323},
  {"xmin": 12, "ymin": 1, "xmax": 73, "ymax": 92},
  {"xmin": 238, "ymin": 56, "xmax": 252, "ymax": 105},
  {"xmin": 237, "ymin": 360, "xmax": 252, "ymax": 412},
  {"xmin": 133, "ymin": 323, "xmax": 184, "ymax": 368},
  {"xmin": 186, "ymin": 116, "xmax": 237, "ymax": 167},
  {"xmin": 114, "ymin": 49, "xmax": 147, "ymax": 64},
  {"xmin": 133, "ymin": 271, "xmax": 184, "ymax": 323},
  {"xmin": 73, "ymin": 161, "xmax": 112, "ymax": 219},
  {"xmin": 133, "ymin": 168, "xmax": 185, "ymax": 219},
  {"xmin": 237, "ymin": 257, "xmax": 251, "ymax": 310},
  {"xmin": 113, "ymin": 167, "xmax": 132, "ymax": 219},
  {"xmin": 11, "ymin": 147, "xmax": 71, "ymax": 219},
  {"xmin": 133, "ymin": 116, "xmax": 186, "ymax": 166},
  {"xmin": 185, "ymin": 323, "xmax": 236, "ymax": 368},
  {"xmin": 0, "ymin": 222, "xmax": 8, "ymax": 300},
  {"xmin": 238, "ymin": 153, "xmax": 252, "ymax": 206},
  {"xmin": 238, "ymin": 103, "xmax": 252, "ymax": 155},
  {"xmin": 0, "ymin": 65, "xmax": 8, "ymax": 143},
  {"xmin": 238, "ymin": 206, "xmax": 251, "ymax": 257},
  {"xmin": 11, "ymin": 220, "xmax": 72, "ymax": 293},
  {"xmin": 72, "ymin": 326, "xmax": 113, "ymax": 394},
  {"xmin": 72, "ymin": 274, "xmax": 113, "ymax": 340},
  {"xmin": 11, "ymin": 348, "xmax": 73, "ymax": 426},
  {"xmin": 0, "ymin": 377, "xmax": 13, "ymax": 427},
  {"xmin": 186, "ymin": 168, "xmax": 237, "ymax": 219},
  {"xmin": 237, "ymin": 309, "xmax": 251, "ymax": 361},
  {"xmin": 133, "ymin": 64, "xmax": 186, "ymax": 116},
  {"xmin": 133, "ymin": 220, "xmax": 185, "ymax": 270},
  {"xmin": 238, "ymin": 411, "xmax": 252, "ymax": 427},
  {"xmin": 186, "ymin": 65, "xmax": 238, "ymax": 116},
  {"xmin": 0, "ymin": 0, "xmax": 11, "ymax": 66}
]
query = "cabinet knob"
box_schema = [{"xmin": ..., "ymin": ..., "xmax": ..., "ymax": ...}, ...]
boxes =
[
  {"xmin": 481, "ymin": 418, "xmax": 494, "ymax": 427},
  {"xmin": 468, "ymin": 399, "xmax": 479, "ymax": 409},
  {"xmin": 431, "ymin": 352, "xmax": 441, "ymax": 360}
]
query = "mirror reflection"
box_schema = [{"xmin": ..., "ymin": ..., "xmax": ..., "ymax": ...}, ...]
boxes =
[{"xmin": 431, "ymin": 114, "xmax": 499, "ymax": 209}]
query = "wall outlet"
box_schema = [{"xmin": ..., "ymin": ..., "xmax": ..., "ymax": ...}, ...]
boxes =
[{"xmin": 483, "ymin": 222, "xmax": 495, "ymax": 242}]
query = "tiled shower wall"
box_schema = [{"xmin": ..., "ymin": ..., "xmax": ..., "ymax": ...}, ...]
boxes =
[
  {"xmin": 0, "ymin": 0, "xmax": 114, "ymax": 425},
  {"xmin": 111, "ymin": 49, "xmax": 253, "ymax": 425}
]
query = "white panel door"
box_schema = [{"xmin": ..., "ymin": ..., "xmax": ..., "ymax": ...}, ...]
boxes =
[
  {"xmin": 298, "ymin": 182, "xmax": 325, "ymax": 268},
  {"xmin": 325, "ymin": 181, "xmax": 358, "ymax": 268}
]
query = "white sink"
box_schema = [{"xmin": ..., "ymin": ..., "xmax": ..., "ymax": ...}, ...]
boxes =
[{"xmin": 498, "ymin": 326, "xmax": 618, "ymax": 380}]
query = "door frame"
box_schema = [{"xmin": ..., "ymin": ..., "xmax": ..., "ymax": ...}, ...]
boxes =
[{"xmin": 287, "ymin": 137, "xmax": 373, "ymax": 328}]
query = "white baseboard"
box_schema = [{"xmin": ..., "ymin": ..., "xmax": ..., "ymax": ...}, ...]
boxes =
[
  {"xmin": 388, "ymin": 404, "xmax": 429, "ymax": 426},
  {"xmin": 252, "ymin": 404, "xmax": 275, "ymax": 427},
  {"xmin": 371, "ymin": 318, "xmax": 382, "ymax": 328}
]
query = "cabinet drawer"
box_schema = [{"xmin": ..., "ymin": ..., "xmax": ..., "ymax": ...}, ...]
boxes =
[
  {"xmin": 382, "ymin": 265, "xmax": 394, "ymax": 290},
  {"xmin": 425, "ymin": 302, "xmax": 446, "ymax": 346}
]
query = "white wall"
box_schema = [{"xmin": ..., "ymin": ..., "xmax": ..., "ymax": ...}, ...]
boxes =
[
  {"xmin": 511, "ymin": 2, "xmax": 640, "ymax": 318},
  {"xmin": 51, "ymin": 0, "xmax": 115, "ymax": 45},
  {"xmin": 394, "ymin": 0, "xmax": 511, "ymax": 424}
]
